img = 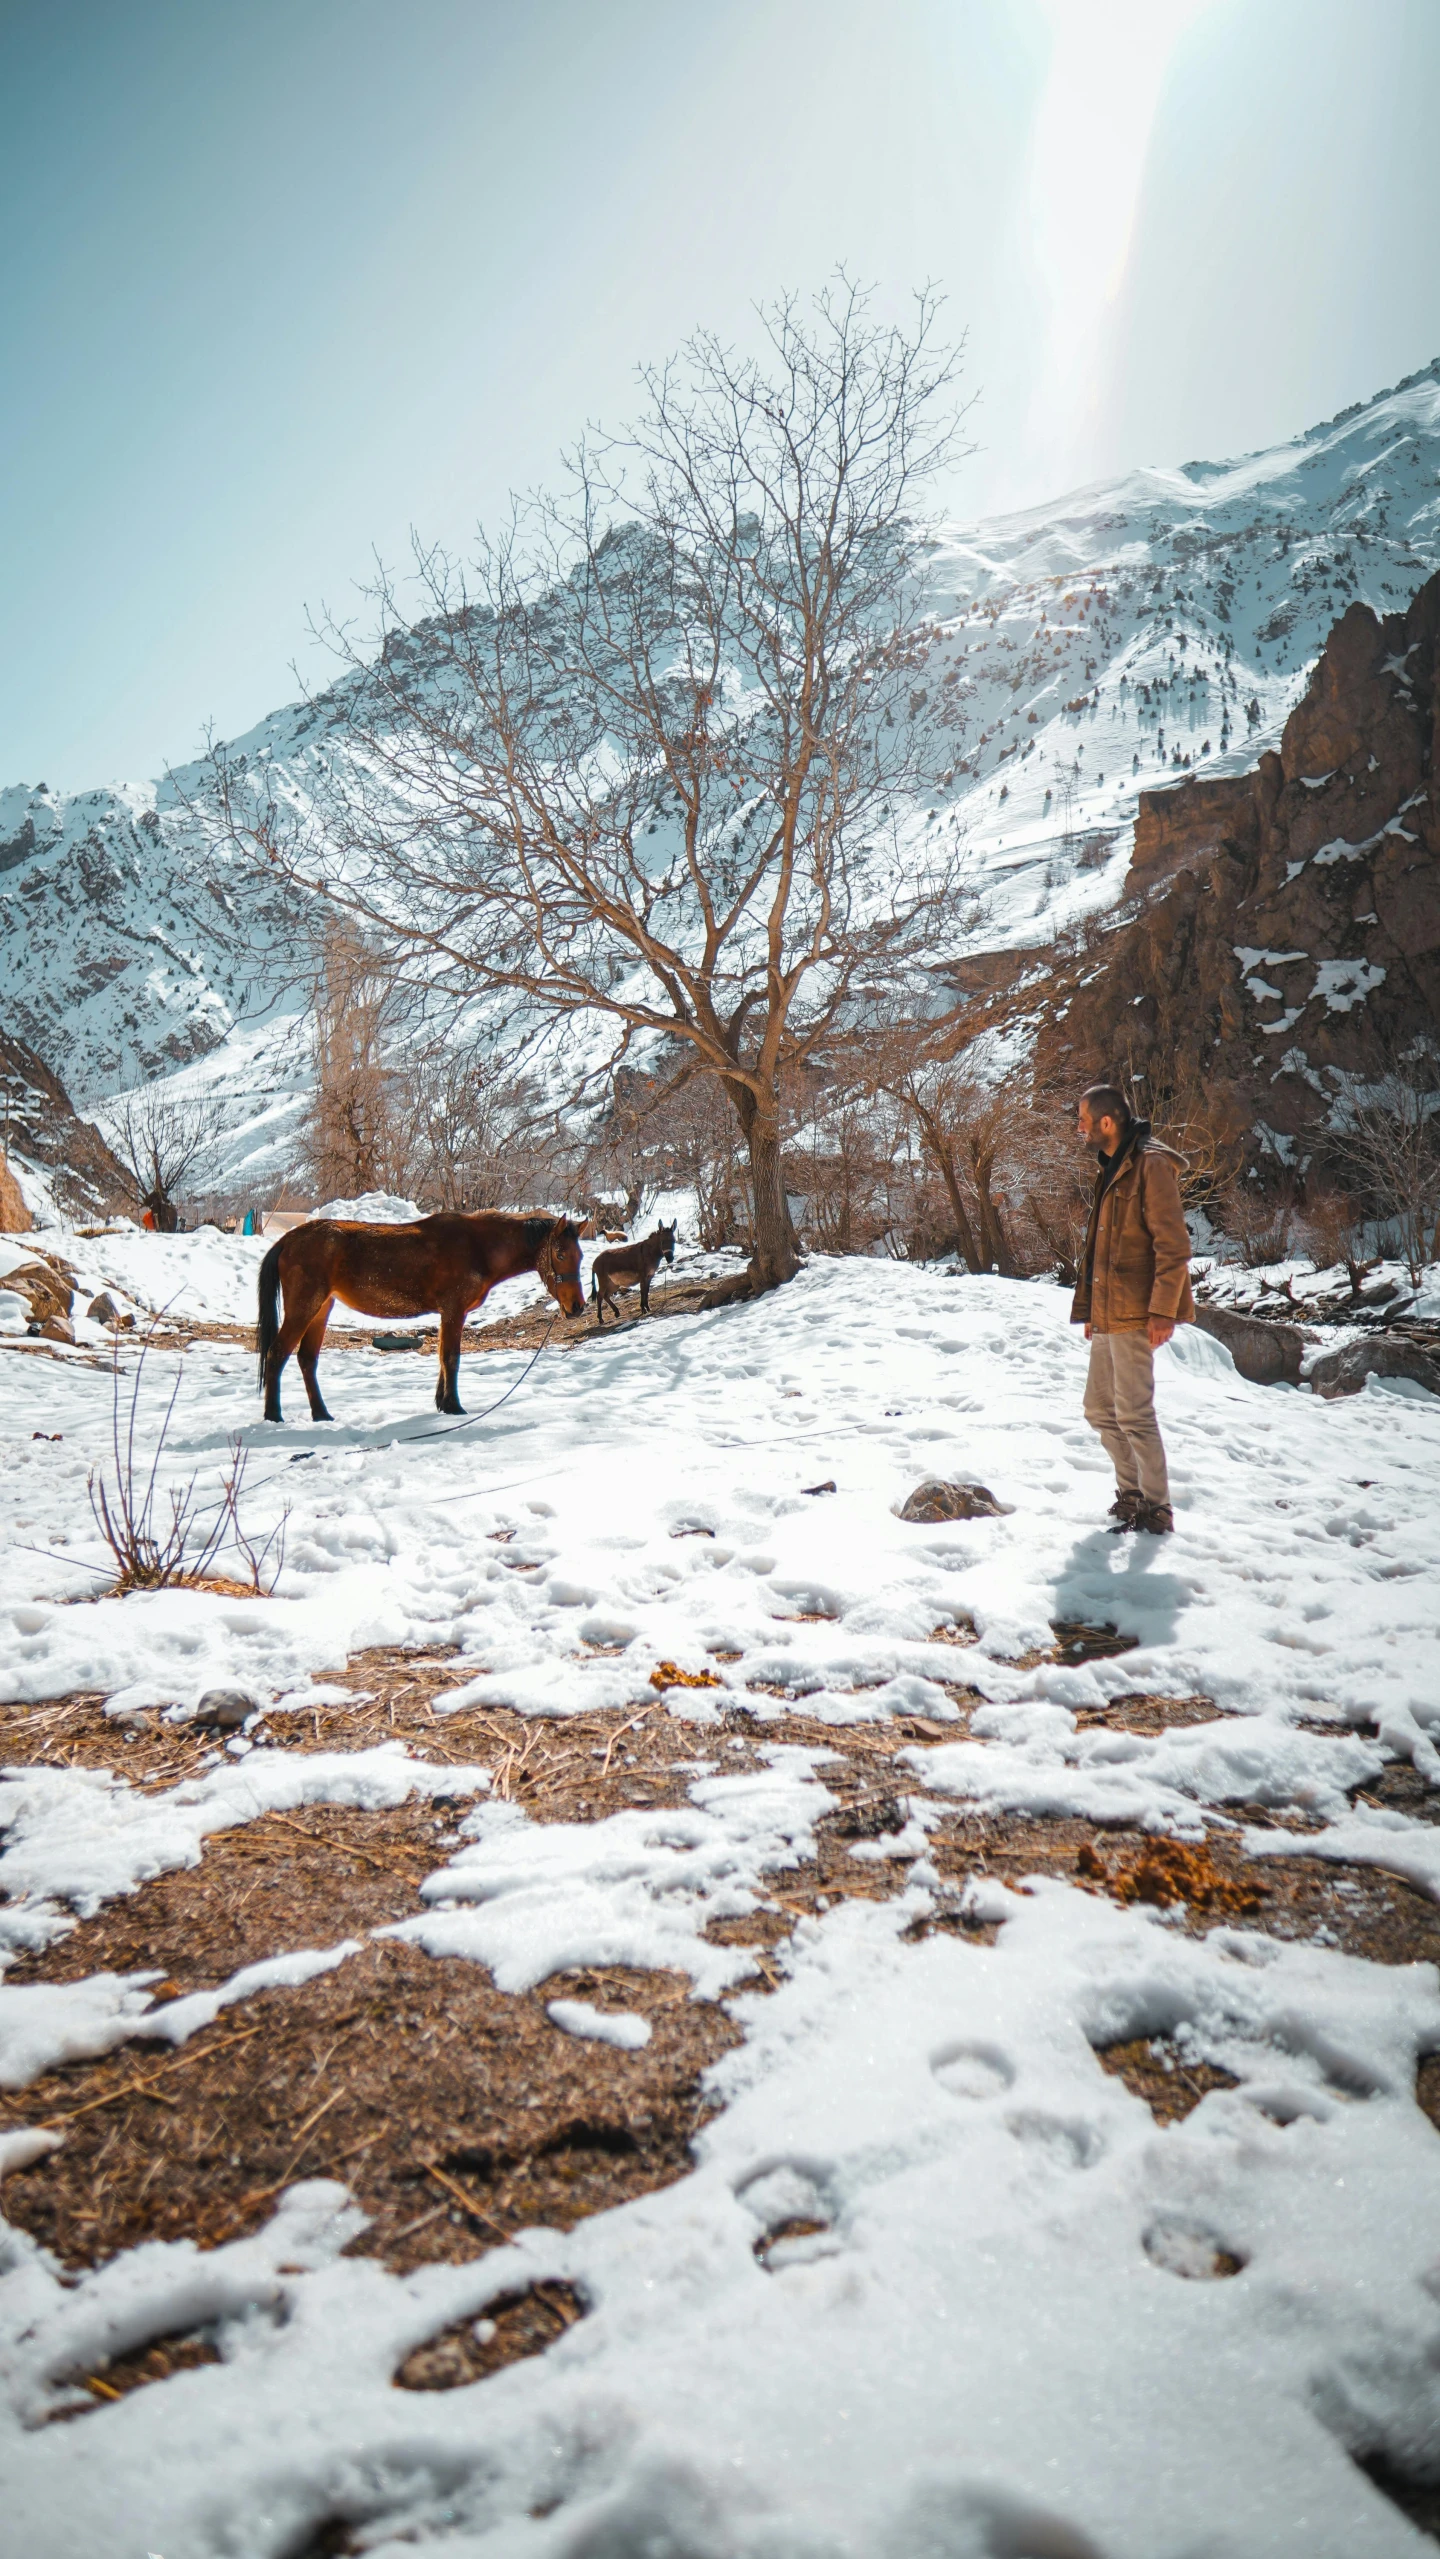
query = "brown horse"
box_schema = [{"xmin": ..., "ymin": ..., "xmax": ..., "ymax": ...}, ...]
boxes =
[
  {"xmin": 256, "ymin": 1212, "xmax": 586, "ymax": 1422},
  {"xmin": 589, "ymin": 1220, "xmax": 677, "ymax": 1325}
]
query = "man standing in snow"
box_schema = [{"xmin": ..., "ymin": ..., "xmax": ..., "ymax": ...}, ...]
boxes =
[{"xmin": 1071, "ymin": 1084, "xmax": 1194, "ymax": 1535}]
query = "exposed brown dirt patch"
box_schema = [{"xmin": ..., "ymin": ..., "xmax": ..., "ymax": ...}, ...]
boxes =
[
  {"xmin": 6, "ymin": 1643, "xmax": 1440, "ymax": 2315},
  {"xmin": 1, "ymin": 1797, "xmax": 460, "ymax": 1990},
  {"xmin": 43, "ymin": 2328, "xmax": 222, "ymax": 2422},
  {"xmin": 896, "ymin": 1805, "xmax": 1440, "ymax": 1970},
  {"xmin": 1074, "ymin": 1692, "xmax": 1222, "ymax": 1734},
  {"xmin": 1049, "ymin": 1621, "xmax": 1142, "ymax": 1666},
  {"xmin": 1353, "ymin": 1764, "xmax": 1440, "ymax": 1828},
  {"xmin": 1095, "ymin": 2037, "xmax": 1241, "ymax": 2123},
  {"xmin": 394, "ymin": 2280, "xmax": 587, "ymax": 2390},
  {"xmin": 0, "ymin": 1940, "xmax": 739, "ymax": 2276}
]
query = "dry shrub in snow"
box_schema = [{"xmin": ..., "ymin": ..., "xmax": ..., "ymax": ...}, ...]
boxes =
[{"xmin": 87, "ymin": 1336, "xmax": 286, "ymax": 1596}]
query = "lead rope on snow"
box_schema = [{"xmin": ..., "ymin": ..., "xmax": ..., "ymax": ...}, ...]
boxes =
[{"xmin": 182, "ymin": 1307, "xmax": 565, "ymax": 1525}]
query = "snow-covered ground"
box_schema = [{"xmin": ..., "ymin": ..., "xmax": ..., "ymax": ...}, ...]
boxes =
[
  {"xmin": 3, "ymin": 1252, "xmax": 1440, "ymax": 2552},
  {"xmin": 4, "ymin": 1256, "xmax": 1437, "ymax": 1753}
]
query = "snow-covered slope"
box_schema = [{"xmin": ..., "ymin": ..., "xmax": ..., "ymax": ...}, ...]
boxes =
[
  {"xmin": 4, "ymin": 359, "xmax": 1439, "ymax": 1183},
  {"xmin": 917, "ymin": 354, "xmax": 1440, "ymax": 952}
]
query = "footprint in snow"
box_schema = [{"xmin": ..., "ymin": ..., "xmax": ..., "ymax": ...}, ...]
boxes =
[
  {"xmin": 1144, "ymin": 2217, "xmax": 1246, "ymax": 2279},
  {"xmin": 929, "ymin": 2041, "xmax": 1015, "ymax": 2099},
  {"xmin": 1004, "ymin": 2110, "xmax": 1106, "ymax": 2170}
]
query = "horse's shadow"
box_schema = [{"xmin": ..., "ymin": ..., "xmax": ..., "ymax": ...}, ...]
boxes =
[{"xmin": 1051, "ymin": 1528, "xmax": 1188, "ymax": 1650}]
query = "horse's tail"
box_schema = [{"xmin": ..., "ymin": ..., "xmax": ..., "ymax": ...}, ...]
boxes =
[
  {"xmin": 589, "ymin": 1264, "xmax": 599, "ymax": 1305},
  {"xmin": 256, "ymin": 1241, "xmax": 283, "ymax": 1392}
]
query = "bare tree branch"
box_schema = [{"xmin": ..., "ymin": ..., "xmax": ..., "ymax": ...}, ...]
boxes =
[{"xmin": 204, "ymin": 280, "xmax": 975, "ymax": 1288}]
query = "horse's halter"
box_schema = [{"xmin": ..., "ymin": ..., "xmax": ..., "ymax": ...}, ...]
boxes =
[{"xmin": 537, "ymin": 1218, "xmax": 578, "ymax": 1301}]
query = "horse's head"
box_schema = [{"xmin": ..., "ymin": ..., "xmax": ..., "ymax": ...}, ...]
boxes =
[
  {"xmin": 659, "ymin": 1220, "xmax": 677, "ymax": 1265},
  {"xmin": 538, "ymin": 1217, "xmax": 587, "ymax": 1318}
]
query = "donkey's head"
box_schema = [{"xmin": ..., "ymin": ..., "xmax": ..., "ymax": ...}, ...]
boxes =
[
  {"xmin": 537, "ymin": 1217, "xmax": 587, "ymax": 1318},
  {"xmin": 656, "ymin": 1220, "xmax": 677, "ymax": 1266}
]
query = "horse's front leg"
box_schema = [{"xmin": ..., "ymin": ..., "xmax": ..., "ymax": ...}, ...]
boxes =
[
  {"xmin": 435, "ymin": 1294, "xmax": 476, "ymax": 1413},
  {"xmin": 296, "ymin": 1302, "xmax": 335, "ymax": 1423},
  {"xmin": 264, "ymin": 1299, "xmax": 315, "ymax": 1423}
]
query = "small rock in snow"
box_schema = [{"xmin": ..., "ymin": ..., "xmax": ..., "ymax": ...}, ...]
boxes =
[
  {"xmin": 898, "ymin": 1478, "xmax": 1011, "ymax": 1523},
  {"xmin": 194, "ymin": 1689, "xmax": 256, "ymax": 1731}
]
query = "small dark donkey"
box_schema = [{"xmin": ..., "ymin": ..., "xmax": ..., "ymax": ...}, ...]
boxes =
[{"xmin": 589, "ymin": 1220, "xmax": 677, "ymax": 1325}]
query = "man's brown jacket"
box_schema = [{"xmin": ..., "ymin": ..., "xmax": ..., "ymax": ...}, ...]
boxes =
[{"xmin": 1069, "ymin": 1134, "xmax": 1196, "ymax": 1334}]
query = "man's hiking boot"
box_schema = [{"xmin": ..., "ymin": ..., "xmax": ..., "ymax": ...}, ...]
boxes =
[
  {"xmin": 1133, "ymin": 1500, "xmax": 1174, "ymax": 1536},
  {"xmin": 1107, "ymin": 1490, "xmax": 1143, "ymax": 1533}
]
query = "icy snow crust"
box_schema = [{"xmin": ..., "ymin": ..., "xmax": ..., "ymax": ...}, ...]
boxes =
[
  {"xmin": 4, "ymin": 361, "xmax": 1439, "ymax": 1191},
  {"xmin": 4, "ymin": 1254, "xmax": 1440, "ymax": 2550}
]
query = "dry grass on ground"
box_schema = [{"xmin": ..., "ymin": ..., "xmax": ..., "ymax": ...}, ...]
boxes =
[
  {"xmin": 3, "ymin": 1640, "xmax": 1440, "ymax": 2422},
  {"xmin": 2, "ymin": 1939, "xmax": 736, "ymax": 2281}
]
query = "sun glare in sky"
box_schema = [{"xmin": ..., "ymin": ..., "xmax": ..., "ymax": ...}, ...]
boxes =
[{"xmin": 1025, "ymin": 0, "xmax": 1214, "ymax": 491}]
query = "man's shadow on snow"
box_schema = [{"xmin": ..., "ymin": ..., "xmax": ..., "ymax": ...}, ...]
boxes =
[{"xmin": 1050, "ymin": 1529, "xmax": 1188, "ymax": 1648}]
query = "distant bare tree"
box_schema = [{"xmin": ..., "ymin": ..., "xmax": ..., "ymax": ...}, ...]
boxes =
[
  {"xmin": 109, "ymin": 1086, "xmax": 223, "ymax": 1229},
  {"xmin": 411, "ymin": 1050, "xmax": 558, "ymax": 1210},
  {"xmin": 1124, "ymin": 1050, "xmax": 1245, "ymax": 1228},
  {"xmin": 1334, "ymin": 1049, "xmax": 1440, "ymax": 1281},
  {"xmin": 868, "ymin": 1041, "xmax": 1024, "ymax": 1274},
  {"xmin": 301, "ymin": 922, "xmax": 418, "ymax": 1202},
  {"xmin": 787, "ymin": 1079, "xmax": 916, "ymax": 1257},
  {"xmin": 1219, "ymin": 1172, "xmax": 1298, "ymax": 1270},
  {"xmin": 1297, "ymin": 1179, "xmax": 1375, "ymax": 1296},
  {"xmin": 211, "ymin": 280, "xmax": 973, "ymax": 1293},
  {"xmin": 625, "ymin": 1067, "xmax": 752, "ymax": 1250}
]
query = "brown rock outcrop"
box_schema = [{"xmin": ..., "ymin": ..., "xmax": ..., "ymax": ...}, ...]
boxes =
[
  {"xmin": 3, "ymin": 1253, "xmax": 76, "ymax": 1340},
  {"xmin": 0, "ymin": 1028, "xmax": 133, "ymax": 1222},
  {"xmin": 0, "ymin": 1149, "xmax": 30, "ymax": 1230},
  {"xmin": 1028, "ymin": 573, "xmax": 1440, "ymax": 1161},
  {"xmin": 1192, "ymin": 1304, "xmax": 1311, "ymax": 1386}
]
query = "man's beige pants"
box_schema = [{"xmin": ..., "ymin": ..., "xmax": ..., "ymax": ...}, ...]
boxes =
[{"xmin": 1083, "ymin": 1329, "xmax": 1170, "ymax": 1504}]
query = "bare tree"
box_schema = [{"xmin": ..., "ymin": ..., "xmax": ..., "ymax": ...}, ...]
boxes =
[
  {"xmin": 1333, "ymin": 1049, "xmax": 1440, "ymax": 1281},
  {"xmin": 591, "ymin": 1063, "xmax": 752, "ymax": 1250},
  {"xmin": 411, "ymin": 1049, "xmax": 558, "ymax": 1210},
  {"xmin": 1218, "ymin": 1172, "xmax": 1297, "ymax": 1270},
  {"xmin": 108, "ymin": 1086, "xmax": 223, "ymax": 1229},
  {"xmin": 211, "ymin": 281, "xmax": 972, "ymax": 1292},
  {"xmin": 1297, "ymin": 1179, "xmax": 1375, "ymax": 1297},
  {"xmin": 300, "ymin": 921, "xmax": 420, "ymax": 1202},
  {"xmin": 860, "ymin": 1040, "xmax": 1016, "ymax": 1273},
  {"xmin": 788, "ymin": 1081, "xmax": 906, "ymax": 1257}
]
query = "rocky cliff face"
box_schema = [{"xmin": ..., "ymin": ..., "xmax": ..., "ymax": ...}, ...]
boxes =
[
  {"xmin": 0, "ymin": 1028, "xmax": 132, "ymax": 1223},
  {"xmin": 1026, "ymin": 572, "xmax": 1440, "ymax": 1161}
]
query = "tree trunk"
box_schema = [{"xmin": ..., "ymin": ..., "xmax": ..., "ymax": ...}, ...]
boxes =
[
  {"xmin": 717, "ymin": 1077, "xmax": 798, "ymax": 1292},
  {"xmin": 745, "ymin": 1113, "xmax": 799, "ymax": 1290},
  {"xmin": 922, "ymin": 1131, "xmax": 983, "ymax": 1272},
  {"xmin": 971, "ymin": 1148, "xmax": 1017, "ymax": 1276}
]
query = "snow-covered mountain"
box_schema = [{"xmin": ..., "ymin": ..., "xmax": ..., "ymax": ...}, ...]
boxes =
[{"xmin": 3, "ymin": 357, "xmax": 1439, "ymax": 1191}]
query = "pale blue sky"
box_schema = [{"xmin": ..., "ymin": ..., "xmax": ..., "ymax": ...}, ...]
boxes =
[{"xmin": 3, "ymin": 0, "xmax": 1438, "ymax": 789}]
